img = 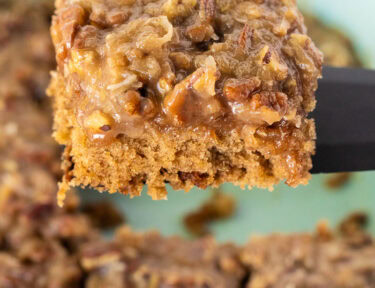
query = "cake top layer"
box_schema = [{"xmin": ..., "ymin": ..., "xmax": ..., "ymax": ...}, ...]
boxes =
[{"xmin": 51, "ymin": 0, "xmax": 322, "ymax": 143}]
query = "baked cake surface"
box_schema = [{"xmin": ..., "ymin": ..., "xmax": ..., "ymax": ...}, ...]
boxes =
[{"xmin": 49, "ymin": 0, "xmax": 322, "ymax": 204}]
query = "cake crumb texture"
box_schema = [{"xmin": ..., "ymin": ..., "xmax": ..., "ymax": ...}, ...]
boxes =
[{"xmin": 48, "ymin": 0, "xmax": 322, "ymax": 201}]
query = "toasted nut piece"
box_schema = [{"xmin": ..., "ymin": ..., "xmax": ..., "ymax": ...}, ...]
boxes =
[
  {"xmin": 164, "ymin": 57, "xmax": 219, "ymax": 124},
  {"xmin": 192, "ymin": 56, "xmax": 219, "ymax": 98},
  {"xmin": 199, "ymin": 0, "xmax": 216, "ymax": 23},
  {"xmin": 238, "ymin": 24, "xmax": 253, "ymax": 51},
  {"xmin": 163, "ymin": 78, "xmax": 191, "ymax": 125},
  {"xmin": 157, "ymin": 77, "xmax": 174, "ymax": 96},
  {"xmin": 122, "ymin": 90, "xmax": 141, "ymax": 115},
  {"xmin": 73, "ymin": 25, "xmax": 99, "ymax": 49},
  {"xmin": 224, "ymin": 77, "xmax": 261, "ymax": 101},
  {"xmin": 51, "ymin": 4, "xmax": 87, "ymax": 63},
  {"xmin": 69, "ymin": 49, "xmax": 98, "ymax": 78},
  {"xmin": 290, "ymin": 33, "xmax": 309, "ymax": 48},
  {"xmin": 273, "ymin": 17, "xmax": 291, "ymax": 36},
  {"xmin": 285, "ymin": 7, "xmax": 298, "ymax": 22},
  {"xmin": 170, "ymin": 52, "xmax": 193, "ymax": 70},
  {"xmin": 256, "ymin": 91, "xmax": 288, "ymax": 115},
  {"xmin": 257, "ymin": 46, "xmax": 288, "ymax": 81},
  {"xmin": 186, "ymin": 23, "xmax": 215, "ymax": 43},
  {"xmin": 163, "ymin": 0, "xmax": 197, "ymax": 20},
  {"xmin": 284, "ymin": 33, "xmax": 322, "ymax": 76},
  {"xmin": 233, "ymin": 2, "xmax": 262, "ymax": 23},
  {"xmin": 230, "ymin": 91, "xmax": 288, "ymax": 125}
]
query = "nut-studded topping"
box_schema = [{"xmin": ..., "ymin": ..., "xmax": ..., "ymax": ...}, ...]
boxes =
[
  {"xmin": 51, "ymin": 4, "xmax": 87, "ymax": 63},
  {"xmin": 285, "ymin": 33, "xmax": 320, "ymax": 74},
  {"xmin": 223, "ymin": 77, "xmax": 261, "ymax": 101},
  {"xmin": 186, "ymin": 0, "xmax": 217, "ymax": 42},
  {"xmin": 257, "ymin": 46, "xmax": 288, "ymax": 81},
  {"xmin": 50, "ymin": 0, "xmax": 322, "ymax": 197},
  {"xmin": 164, "ymin": 56, "xmax": 220, "ymax": 125},
  {"xmin": 257, "ymin": 91, "xmax": 289, "ymax": 115},
  {"xmin": 229, "ymin": 91, "xmax": 288, "ymax": 126}
]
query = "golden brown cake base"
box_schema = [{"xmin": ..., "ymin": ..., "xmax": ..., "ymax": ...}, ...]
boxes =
[{"xmin": 49, "ymin": 0, "xmax": 322, "ymax": 204}]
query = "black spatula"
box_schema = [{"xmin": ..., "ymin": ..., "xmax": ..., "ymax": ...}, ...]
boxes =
[{"xmin": 312, "ymin": 66, "xmax": 375, "ymax": 174}]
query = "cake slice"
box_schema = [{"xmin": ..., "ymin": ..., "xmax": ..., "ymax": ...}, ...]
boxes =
[{"xmin": 48, "ymin": 0, "xmax": 322, "ymax": 205}]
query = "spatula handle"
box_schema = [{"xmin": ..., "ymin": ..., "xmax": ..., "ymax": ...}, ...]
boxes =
[{"xmin": 312, "ymin": 66, "xmax": 375, "ymax": 173}]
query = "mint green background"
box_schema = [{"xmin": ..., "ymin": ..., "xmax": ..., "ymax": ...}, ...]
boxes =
[
  {"xmin": 82, "ymin": 1, "xmax": 375, "ymax": 244},
  {"xmin": 299, "ymin": 0, "xmax": 375, "ymax": 68}
]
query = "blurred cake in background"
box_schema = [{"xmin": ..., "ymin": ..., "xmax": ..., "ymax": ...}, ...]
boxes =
[{"xmin": 304, "ymin": 13, "xmax": 363, "ymax": 67}]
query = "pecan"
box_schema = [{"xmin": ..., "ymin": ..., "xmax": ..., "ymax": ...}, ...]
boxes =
[
  {"xmin": 229, "ymin": 91, "xmax": 288, "ymax": 126},
  {"xmin": 51, "ymin": 4, "xmax": 87, "ymax": 63},
  {"xmin": 258, "ymin": 91, "xmax": 288, "ymax": 115},
  {"xmin": 73, "ymin": 25, "xmax": 99, "ymax": 49},
  {"xmin": 263, "ymin": 51, "xmax": 272, "ymax": 64},
  {"xmin": 170, "ymin": 52, "xmax": 193, "ymax": 70},
  {"xmin": 200, "ymin": 0, "xmax": 216, "ymax": 23},
  {"xmin": 238, "ymin": 24, "xmax": 253, "ymax": 51},
  {"xmin": 223, "ymin": 77, "xmax": 261, "ymax": 101},
  {"xmin": 241, "ymin": 91, "xmax": 289, "ymax": 120},
  {"xmin": 186, "ymin": 23, "xmax": 215, "ymax": 43},
  {"xmin": 107, "ymin": 10, "xmax": 131, "ymax": 26},
  {"xmin": 164, "ymin": 56, "xmax": 219, "ymax": 125}
]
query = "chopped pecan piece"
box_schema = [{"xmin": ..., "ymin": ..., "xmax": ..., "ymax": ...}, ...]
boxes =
[
  {"xmin": 164, "ymin": 56, "xmax": 220, "ymax": 125},
  {"xmin": 51, "ymin": 4, "xmax": 87, "ymax": 63},
  {"xmin": 229, "ymin": 91, "xmax": 288, "ymax": 126},
  {"xmin": 238, "ymin": 24, "xmax": 253, "ymax": 51},
  {"xmin": 223, "ymin": 77, "xmax": 261, "ymax": 101},
  {"xmin": 200, "ymin": 0, "xmax": 216, "ymax": 23}
]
